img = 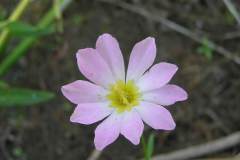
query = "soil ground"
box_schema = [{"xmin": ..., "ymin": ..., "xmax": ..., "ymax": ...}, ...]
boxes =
[{"xmin": 0, "ymin": 0, "xmax": 240, "ymax": 160}]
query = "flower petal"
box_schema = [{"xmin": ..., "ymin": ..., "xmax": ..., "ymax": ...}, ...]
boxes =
[
  {"xmin": 70, "ymin": 102, "xmax": 113, "ymax": 125},
  {"xmin": 94, "ymin": 112, "xmax": 122, "ymax": 150},
  {"xmin": 136, "ymin": 102, "xmax": 176, "ymax": 130},
  {"xmin": 121, "ymin": 110, "xmax": 144, "ymax": 145},
  {"xmin": 61, "ymin": 80, "xmax": 107, "ymax": 104},
  {"xmin": 127, "ymin": 37, "xmax": 156, "ymax": 81},
  {"xmin": 77, "ymin": 48, "xmax": 115, "ymax": 88},
  {"xmin": 137, "ymin": 62, "xmax": 178, "ymax": 92},
  {"xmin": 143, "ymin": 85, "xmax": 188, "ymax": 106},
  {"xmin": 96, "ymin": 33, "xmax": 125, "ymax": 81}
]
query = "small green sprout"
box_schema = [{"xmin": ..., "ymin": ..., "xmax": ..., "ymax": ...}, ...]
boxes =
[
  {"xmin": 197, "ymin": 38, "xmax": 214, "ymax": 60},
  {"xmin": 13, "ymin": 147, "xmax": 25, "ymax": 158}
]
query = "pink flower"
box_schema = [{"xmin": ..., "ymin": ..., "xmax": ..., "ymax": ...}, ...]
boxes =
[{"xmin": 61, "ymin": 33, "xmax": 188, "ymax": 150}]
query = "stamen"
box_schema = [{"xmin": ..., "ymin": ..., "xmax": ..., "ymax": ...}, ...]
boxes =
[{"xmin": 107, "ymin": 80, "xmax": 141, "ymax": 113}]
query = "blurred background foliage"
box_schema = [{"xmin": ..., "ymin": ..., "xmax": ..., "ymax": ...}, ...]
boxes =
[
  {"xmin": 0, "ymin": 0, "xmax": 73, "ymax": 107},
  {"xmin": 0, "ymin": 0, "xmax": 240, "ymax": 160}
]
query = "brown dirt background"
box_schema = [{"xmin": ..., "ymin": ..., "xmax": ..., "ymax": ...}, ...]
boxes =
[{"xmin": 0, "ymin": 0, "xmax": 240, "ymax": 160}]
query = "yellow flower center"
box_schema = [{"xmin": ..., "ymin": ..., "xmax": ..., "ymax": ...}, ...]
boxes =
[{"xmin": 107, "ymin": 80, "xmax": 141, "ymax": 113}]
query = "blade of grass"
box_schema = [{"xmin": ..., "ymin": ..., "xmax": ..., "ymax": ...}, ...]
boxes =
[
  {"xmin": 0, "ymin": 0, "xmax": 31, "ymax": 53},
  {"xmin": 1, "ymin": 21, "xmax": 55, "ymax": 37},
  {"xmin": 0, "ymin": 0, "xmax": 72, "ymax": 77},
  {"xmin": 223, "ymin": 0, "xmax": 240, "ymax": 25},
  {"xmin": 0, "ymin": 87, "xmax": 54, "ymax": 107}
]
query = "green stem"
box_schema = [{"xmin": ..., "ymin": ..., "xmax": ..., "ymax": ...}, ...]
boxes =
[
  {"xmin": 141, "ymin": 133, "xmax": 155, "ymax": 160},
  {"xmin": 0, "ymin": 0, "xmax": 31, "ymax": 53},
  {"xmin": 141, "ymin": 136, "xmax": 148, "ymax": 160},
  {"xmin": 0, "ymin": 0, "xmax": 72, "ymax": 77}
]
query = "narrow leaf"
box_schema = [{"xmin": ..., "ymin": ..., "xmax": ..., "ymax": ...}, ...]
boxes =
[
  {"xmin": 0, "ymin": 88, "xmax": 54, "ymax": 107},
  {"xmin": 6, "ymin": 21, "xmax": 55, "ymax": 37}
]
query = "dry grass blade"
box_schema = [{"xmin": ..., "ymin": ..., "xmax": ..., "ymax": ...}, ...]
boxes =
[
  {"xmin": 223, "ymin": 0, "xmax": 240, "ymax": 25},
  {"xmin": 100, "ymin": 0, "xmax": 240, "ymax": 65},
  {"xmin": 149, "ymin": 132, "xmax": 240, "ymax": 160},
  {"xmin": 87, "ymin": 150, "xmax": 102, "ymax": 160}
]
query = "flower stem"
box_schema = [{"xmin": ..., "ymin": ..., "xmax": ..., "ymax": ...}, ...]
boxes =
[
  {"xmin": 0, "ymin": 0, "xmax": 31, "ymax": 53},
  {"xmin": 141, "ymin": 133, "xmax": 155, "ymax": 160}
]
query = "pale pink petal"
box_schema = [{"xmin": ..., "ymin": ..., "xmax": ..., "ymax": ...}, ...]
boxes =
[
  {"xmin": 127, "ymin": 37, "xmax": 156, "ymax": 81},
  {"xmin": 61, "ymin": 80, "xmax": 107, "ymax": 104},
  {"xmin": 96, "ymin": 33, "xmax": 125, "ymax": 81},
  {"xmin": 70, "ymin": 102, "xmax": 113, "ymax": 125},
  {"xmin": 94, "ymin": 112, "xmax": 122, "ymax": 150},
  {"xmin": 137, "ymin": 63, "xmax": 178, "ymax": 92},
  {"xmin": 77, "ymin": 48, "xmax": 115, "ymax": 88},
  {"xmin": 120, "ymin": 110, "xmax": 144, "ymax": 145},
  {"xmin": 143, "ymin": 85, "xmax": 188, "ymax": 106},
  {"xmin": 136, "ymin": 102, "xmax": 176, "ymax": 130}
]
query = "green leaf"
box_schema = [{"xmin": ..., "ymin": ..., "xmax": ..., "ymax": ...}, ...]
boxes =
[
  {"xmin": 0, "ymin": 21, "xmax": 55, "ymax": 37},
  {"xmin": 0, "ymin": 87, "xmax": 54, "ymax": 107}
]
